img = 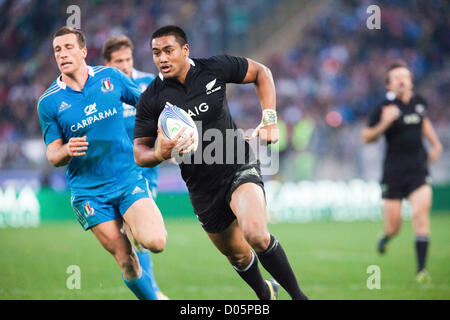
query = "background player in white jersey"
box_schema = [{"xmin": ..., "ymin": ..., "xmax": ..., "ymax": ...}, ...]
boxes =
[
  {"xmin": 37, "ymin": 27, "xmax": 168, "ymax": 299},
  {"xmin": 102, "ymin": 35, "xmax": 167, "ymax": 300}
]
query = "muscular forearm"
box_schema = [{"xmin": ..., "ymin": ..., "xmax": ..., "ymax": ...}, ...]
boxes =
[
  {"xmin": 423, "ymin": 118, "xmax": 443, "ymax": 162},
  {"xmin": 362, "ymin": 122, "xmax": 390, "ymax": 144},
  {"xmin": 47, "ymin": 143, "xmax": 72, "ymax": 167},
  {"xmin": 254, "ymin": 65, "xmax": 276, "ymax": 110},
  {"xmin": 46, "ymin": 136, "xmax": 88, "ymax": 167},
  {"xmin": 134, "ymin": 144, "xmax": 163, "ymax": 168}
]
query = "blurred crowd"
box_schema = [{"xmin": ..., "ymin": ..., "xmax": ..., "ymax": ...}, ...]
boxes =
[
  {"xmin": 0, "ymin": 0, "xmax": 448, "ymax": 183},
  {"xmin": 228, "ymin": 0, "xmax": 449, "ymax": 182}
]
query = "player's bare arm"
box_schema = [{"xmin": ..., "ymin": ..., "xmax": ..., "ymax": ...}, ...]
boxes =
[
  {"xmin": 134, "ymin": 126, "xmax": 194, "ymax": 167},
  {"xmin": 242, "ymin": 58, "xmax": 278, "ymax": 144},
  {"xmin": 46, "ymin": 136, "xmax": 89, "ymax": 167},
  {"xmin": 422, "ymin": 117, "xmax": 443, "ymax": 163},
  {"xmin": 362, "ymin": 104, "xmax": 400, "ymax": 144}
]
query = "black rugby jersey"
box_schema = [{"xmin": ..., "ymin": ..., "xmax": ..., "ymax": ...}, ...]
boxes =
[
  {"xmin": 134, "ymin": 55, "xmax": 254, "ymax": 193},
  {"xmin": 368, "ymin": 94, "xmax": 428, "ymax": 171}
]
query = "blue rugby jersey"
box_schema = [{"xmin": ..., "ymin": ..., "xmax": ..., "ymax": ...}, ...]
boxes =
[
  {"xmin": 38, "ymin": 66, "xmax": 143, "ymax": 196},
  {"xmin": 123, "ymin": 69, "xmax": 158, "ymax": 192}
]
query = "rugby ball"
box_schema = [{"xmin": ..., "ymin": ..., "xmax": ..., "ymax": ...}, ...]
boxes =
[{"xmin": 158, "ymin": 104, "xmax": 199, "ymax": 152}]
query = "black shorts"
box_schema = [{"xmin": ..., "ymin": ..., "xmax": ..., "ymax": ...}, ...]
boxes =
[
  {"xmin": 381, "ymin": 169, "xmax": 430, "ymax": 199},
  {"xmin": 188, "ymin": 164, "xmax": 265, "ymax": 233}
]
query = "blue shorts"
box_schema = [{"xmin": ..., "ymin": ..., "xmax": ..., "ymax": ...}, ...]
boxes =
[
  {"xmin": 71, "ymin": 176, "xmax": 153, "ymax": 230},
  {"xmin": 142, "ymin": 167, "xmax": 158, "ymax": 198}
]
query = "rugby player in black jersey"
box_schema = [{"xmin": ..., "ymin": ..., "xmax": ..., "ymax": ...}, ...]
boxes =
[
  {"xmin": 362, "ymin": 61, "xmax": 443, "ymax": 283},
  {"xmin": 133, "ymin": 25, "xmax": 308, "ymax": 300}
]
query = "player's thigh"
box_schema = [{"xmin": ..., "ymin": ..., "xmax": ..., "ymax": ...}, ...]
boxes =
[
  {"xmin": 122, "ymin": 197, "xmax": 166, "ymax": 248},
  {"xmin": 207, "ymin": 219, "xmax": 252, "ymax": 265},
  {"xmin": 91, "ymin": 219, "xmax": 134, "ymax": 259},
  {"xmin": 230, "ymin": 183, "xmax": 268, "ymax": 232},
  {"xmin": 408, "ymin": 184, "xmax": 432, "ymax": 215},
  {"xmin": 230, "ymin": 183, "xmax": 269, "ymax": 242}
]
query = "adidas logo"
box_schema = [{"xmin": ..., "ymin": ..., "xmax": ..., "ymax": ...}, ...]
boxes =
[
  {"xmin": 237, "ymin": 168, "xmax": 259, "ymax": 180},
  {"xmin": 132, "ymin": 186, "xmax": 145, "ymax": 195},
  {"xmin": 59, "ymin": 101, "xmax": 72, "ymax": 112}
]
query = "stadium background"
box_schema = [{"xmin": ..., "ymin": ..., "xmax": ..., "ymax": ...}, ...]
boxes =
[{"xmin": 0, "ymin": 0, "xmax": 449, "ymax": 299}]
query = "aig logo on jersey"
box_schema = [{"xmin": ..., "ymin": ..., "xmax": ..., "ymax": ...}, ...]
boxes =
[
  {"xmin": 206, "ymin": 78, "xmax": 221, "ymax": 95},
  {"xmin": 84, "ymin": 103, "xmax": 97, "ymax": 116},
  {"xmin": 101, "ymin": 78, "xmax": 114, "ymax": 93},
  {"xmin": 403, "ymin": 113, "xmax": 421, "ymax": 125}
]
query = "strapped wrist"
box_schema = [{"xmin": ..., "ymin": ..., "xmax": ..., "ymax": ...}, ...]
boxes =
[
  {"xmin": 262, "ymin": 109, "xmax": 277, "ymax": 126},
  {"xmin": 250, "ymin": 109, "xmax": 277, "ymax": 138}
]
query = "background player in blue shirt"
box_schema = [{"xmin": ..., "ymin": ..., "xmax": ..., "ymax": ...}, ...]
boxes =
[
  {"xmin": 102, "ymin": 35, "xmax": 167, "ymax": 300},
  {"xmin": 37, "ymin": 27, "xmax": 169, "ymax": 300}
]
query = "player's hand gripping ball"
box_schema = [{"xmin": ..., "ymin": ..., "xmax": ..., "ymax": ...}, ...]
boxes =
[{"xmin": 158, "ymin": 104, "xmax": 199, "ymax": 155}]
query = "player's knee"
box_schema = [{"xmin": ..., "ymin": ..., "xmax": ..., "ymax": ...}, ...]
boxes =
[
  {"xmin": 245, "ymin": 232, "xmax": 270, "ymax": 253},
  {"xmin": 412, "ymin": 210, "xmax": 428, "ymax": 227},
  {"xmin": 227, "ymin": 252, "xmax": 251, "ymax": 270},
  {"xmin": 412, "ymin": 206, "xmax": 430, "ymax": 220},
  {"xmin": 132, "ymin": 227, "xmax": 166, "ymax": 253},
  {"xmin": 150, "ymin": 237, "xmax": 166, "ymax": 253},
  {"xmin": 141, "ymin": 235, "xmax": 166, "ymax": 253},
  {"xmin": 240, "ymin": 220, "xmax": 270, "ymax": 252}
]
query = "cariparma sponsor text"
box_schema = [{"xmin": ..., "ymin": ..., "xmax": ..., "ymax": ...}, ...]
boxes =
[{"xmin": 70, "ymin": 107, "xmax": 118, "ymax": 132}]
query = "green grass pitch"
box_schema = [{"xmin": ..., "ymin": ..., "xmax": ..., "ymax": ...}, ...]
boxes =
[{"xmin": 1, "ymin": 214, "xmax": 449, "ymax": 299}]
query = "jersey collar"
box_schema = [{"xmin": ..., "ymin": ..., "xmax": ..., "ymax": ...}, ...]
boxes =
[
  {"xmin": 158, "ymin": 58, "xmax": 195, "ymax": 81},
  {"xmin": 56, "ymin": 66, "xmax": 95, "ymax": 89}
]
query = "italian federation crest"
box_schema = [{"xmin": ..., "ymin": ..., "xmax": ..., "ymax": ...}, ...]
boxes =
[
  {"xmin": 83, "ymin": 202, "xmax": 95, "ymax": 218},
  {"xmin": 101, "ymin": 78, "xmax": 114, "ymax": 93}
]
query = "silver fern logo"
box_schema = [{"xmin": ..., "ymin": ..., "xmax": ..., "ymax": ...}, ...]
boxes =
[{"xmin": 206, "ymin": 78, "xmax": 221, "ymax": 95}]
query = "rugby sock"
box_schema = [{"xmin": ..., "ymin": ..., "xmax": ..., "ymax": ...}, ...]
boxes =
[
  {"xmin": 135, "ymin": 249, "xmax": 161, "ymax": 293},
  {"xmin": 257, "ymin": 234, "xmax": 308, "ymax": 300},
  {"xmin": 415, "ymin": 235, "xmax": 429, "ymax": 273},
  {"xmin": 122, "ymin": 269, "xmax": 158, "ymax": 300},
  {"xmin": 378, "ymin": 235, "xmax": 392, "ymax": 254},
  {"xmin": 233, "ymin": 251, "xmax": 271, "ymax": 300}
]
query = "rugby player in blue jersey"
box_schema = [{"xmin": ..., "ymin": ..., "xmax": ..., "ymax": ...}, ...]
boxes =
[
  {"xmin": 102, "ymin": 34, "xmax": 167, "ymax": 300},
  {"xmin": 37, "ymin": 27, "xmax": 178, "ymax": 300}
]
